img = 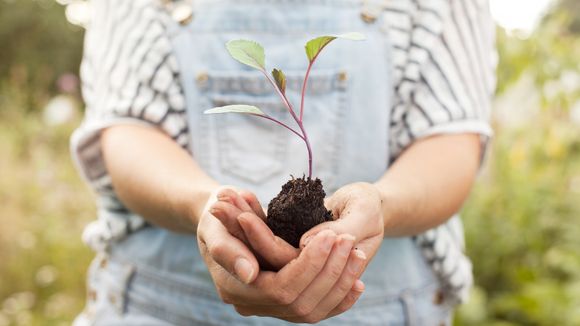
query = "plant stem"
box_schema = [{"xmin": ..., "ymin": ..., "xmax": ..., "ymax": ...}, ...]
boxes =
[
  {"xmin": 250, "ymin": 114, "xmax": 304, "ymax": 140},
  {"xmin": 261, "ymin": 69, "xmax": 314, "ymax": 178},
  {"xmin": 262, "ymin": 69, "xmax": 313, "ymax": 176},
  {"xmin": 296, "ymin": 120, "xmax": 313, "ymax": 178},
  {"xmin": 299, "ymin": 60, "xmax": 315, "ymax": 122},
  {"xmin": 261, "ymin": 70, "xmax": 298, "ymax": 121}
]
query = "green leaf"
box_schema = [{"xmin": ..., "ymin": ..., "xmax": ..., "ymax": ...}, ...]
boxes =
[
  {"xmin": 271, "ymin": 68, "xmax": 286, "ymax": 94},
  {"xmin": 226, "ymin": 40, "xmax": 266, "ymax": 70},
  {"xmin": 204, "ymin": 104, "xmax": 265, "ymax": 115},
  {"xmin": 304, "ymin": 32, "xmax": 366, "ymax": 62}
]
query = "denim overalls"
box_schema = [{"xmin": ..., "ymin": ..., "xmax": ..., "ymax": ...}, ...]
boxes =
[{"xmin": 76, "ymin": 0, "xmax": 454, "ymax": 325}]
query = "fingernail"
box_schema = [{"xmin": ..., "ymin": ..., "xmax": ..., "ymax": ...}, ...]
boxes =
[
  {"xmin": 340, "ymin": 234, "xmax": 356, "ymax": 242},
  {"xmin": 234, "ymin": 258, "xmax": 254, "ymax": 284},
  {"xmin": 349, "ymin": 250, "xmax": 366, "ymax": 273},
  {"xmin": 353, "ymin": 279, "xmax": 365, "ymax": 292},
  {"xmin": 209, "ymin": 207, "xmax": 219, "ymax": 215}
]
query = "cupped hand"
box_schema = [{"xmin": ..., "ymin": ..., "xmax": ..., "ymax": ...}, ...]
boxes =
[
  {"xmin": 300, "ymin": 182, "xmax": 384, "ymax": 270},
  {"xmin": 202, "ymin": 187, "xmax": 368, "ymax": 322},
  {"xmin": 209, "ymin": 188, "xmax": 298, "ymax": 270},
  {"xmin": 198, "ymin": 212, "xmax": 366, "ymax": 322}
]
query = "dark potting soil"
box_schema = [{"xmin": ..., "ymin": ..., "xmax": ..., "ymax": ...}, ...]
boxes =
[{"xmin": 267, "ymin": 176, "xmax": 334, "ymax": 248}]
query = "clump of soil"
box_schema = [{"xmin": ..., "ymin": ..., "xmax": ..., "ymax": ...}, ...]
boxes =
[{"xmin": 267, "ymin": 176, "xmax": 334, "ymax": 248}]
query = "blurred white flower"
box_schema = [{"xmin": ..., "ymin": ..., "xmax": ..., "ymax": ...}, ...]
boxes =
[
  {"xmin": 44, "ymin": 293, "xmax": 74, "ymax": 318},
  {"xmin": 17, "ymin": 231, "xmax": 37, "ymax": 250},
  {"xmin": 42, "ymin": 95, "xmax": 78, "ymax": 126},
  {"xmin": 493, "ymin": 73, "xmax": 540, "ymax": 128},
  {"xmin": 1, "ymin": 292, "xmax": 35, "ymax": 316},
  {"xmin": 35, "ymin": 265, "xmax": 59, "ymax": 287},
  {"xmin": 543, "ymin": 78, "xmax": 561, "ymax": 100},
  {"xmin": 560, "ymin": 70, "xmax": 580, "ymax": 94},
  {"xmin": 570, "ymin": 100, "xmax": 580, "ymax": 126}
]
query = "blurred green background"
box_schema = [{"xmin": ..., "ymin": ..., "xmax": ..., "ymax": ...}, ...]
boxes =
[{"xmin": 0, "ymin": 0, "xmax": 579, "ymax": 325}]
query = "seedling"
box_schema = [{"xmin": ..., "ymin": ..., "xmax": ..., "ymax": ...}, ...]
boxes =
[{"xmin": 205, "ymin": 33, "xmax": 366, "ymax": 248}]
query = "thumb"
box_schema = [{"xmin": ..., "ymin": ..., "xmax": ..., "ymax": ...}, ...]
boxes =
[{"xmin": 198, "ymin": 217, "xmax": 260, "ymax": 285}]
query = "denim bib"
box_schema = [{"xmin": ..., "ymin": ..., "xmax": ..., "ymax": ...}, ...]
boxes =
[{"xmin": 101, "ymin": 1, "xmax": 453, "ymax": 324}]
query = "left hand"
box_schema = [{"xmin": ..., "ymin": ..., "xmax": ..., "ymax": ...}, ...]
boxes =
[{"xmin": 300, "ymin": 182, "xmax": 384, "ymax": 268}]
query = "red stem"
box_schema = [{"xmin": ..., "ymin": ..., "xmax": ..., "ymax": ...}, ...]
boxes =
[
  {"xmin": 299, "ymin": 60, "xmax": 314, "ymax": 122},
  {"xmin": 297, "ymin": 120, "xmax": 313, "ymax": 178},
  {"xmin": 261, "ymin": 69, "xmax": 314, "ymax": 178},
  {"xmin": 250, "ymin": 113, "xmax": 304, "ymax": 140}
]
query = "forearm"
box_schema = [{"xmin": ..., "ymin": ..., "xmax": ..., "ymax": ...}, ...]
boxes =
[
  {"xmin": 375, "ymin": 133, "xmax": 482, "ymax": 237},
  {"xmin": 101, "ymin": 124, "xmax": 220, "ymax": 233}
]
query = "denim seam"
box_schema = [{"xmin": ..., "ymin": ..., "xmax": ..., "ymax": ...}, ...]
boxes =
[{"xmin": 128, "ymin": 297, "xmax": 222, "ymax": 326}]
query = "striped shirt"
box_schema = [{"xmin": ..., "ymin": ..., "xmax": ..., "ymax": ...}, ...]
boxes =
[{"xmin": 71, "ymin": 0, "xmax": 496, "ymax": 304}]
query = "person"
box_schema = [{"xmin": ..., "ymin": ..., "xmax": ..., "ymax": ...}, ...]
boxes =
[{"xmin": 71, "ymin": 0, "xmax": 496, "ymax": 324}]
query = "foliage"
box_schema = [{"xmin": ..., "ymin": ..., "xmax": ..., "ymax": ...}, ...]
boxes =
[
  {"xmin": 455, "ymin": 1, "xmax": 580, "ymax": 324},
  {"xmin": 0, "ymin": 0, "xmax": 84, "ymax": 112},
  {"xmin": 207, "ymin": 34, "xmax": 365, "ymax": 178},
  {"xmin": 456, "ymin": 117, "xmax": 580, "ymax": 325},
  {"xmin": 0, "ymin": 83, "xmax": 93, "ymax": 325}
]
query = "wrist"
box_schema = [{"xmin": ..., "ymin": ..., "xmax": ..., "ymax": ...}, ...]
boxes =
[
  {"xmin": 185, "ymin": 183, "xmax": 221, "ymax": 228},
  {"xmin": 372, "ymin": 181, "xmax": 407, "ymax": 236}
]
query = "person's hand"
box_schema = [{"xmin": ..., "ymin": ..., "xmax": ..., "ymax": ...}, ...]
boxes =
[
  {"xmin": 197, "ymin": 212, "xmax": 366, "ymax": 322},
  {"xmin": 209, "ymin": 188, "xmax": 298, "ymax": 270},
  {"xmin": 201, "ymin": 187, "xmax": 368, "ymax": 322},
  {"xmin": 300, "ymin": 182, "xmax": 384, "ymax": 270}
]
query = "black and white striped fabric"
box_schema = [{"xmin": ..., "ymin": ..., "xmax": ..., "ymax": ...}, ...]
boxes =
[{"xmin": 71, "ymin": 0, "xmax": 496, "ymax": 304}]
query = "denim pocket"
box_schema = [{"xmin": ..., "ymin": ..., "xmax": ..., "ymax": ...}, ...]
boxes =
[{"xmin": 198, "ymin": 69, "xmax": 349, "ymax": 186}]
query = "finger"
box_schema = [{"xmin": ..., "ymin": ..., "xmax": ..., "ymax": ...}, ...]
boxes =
[
  {"xmin": 306, "ymin": 248, "xmax": 367, "ymax": 321},
  {"xmin": 238, "ymin": 212, "xmax": 299, "ymax": 270},
  {"xmin": 210, "ymin": 201, "xmax": 248, "ymax": 243},
  {"xmin": 217, "ymin": 188, "xmax": 253, "ymax": 212},
  {"xmin": 285, "ymin": 234, "xmax": 355, "ymax": 318},
  {"xmin": 216, "ymin": 230, "xmax": 336, "ymax": 307},
  {"xmin": 198, "ymin": 215, "xmax": 259, "ymax": 285},
  {"xmin": 265, "ymin": 230, "xmax": 336, "ymax": 304},
  {"xmin": 235, "ymin": 280, "xmax": 365, "ymax": 322},
  {"xmin": 326, "ymin": 280, "xmax": 365, "ymax": 319},
  {"xmin": 239, "ymin": 190, "xmax": 267, "ymax": 220},
  {"xmin": 299, "ymin": 204, "xmax": 382, "ymax": 250}
]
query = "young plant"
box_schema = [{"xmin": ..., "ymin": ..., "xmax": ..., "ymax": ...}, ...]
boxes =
[{"xmin": 205, "ymin": 33, "xmax": 366, "ymax": 248}]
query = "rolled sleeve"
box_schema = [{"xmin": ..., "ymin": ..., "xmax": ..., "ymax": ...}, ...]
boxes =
[
  {"xmin": 71, "ymin": 0, "xmax": 187, "ymax": 192},
  {"xmin": 388, "ymin": 0, "xmax": 496, "ymax": 160}
]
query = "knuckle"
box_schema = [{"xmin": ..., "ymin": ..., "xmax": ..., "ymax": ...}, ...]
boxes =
[
  {"xmin": 306, "ymin": 250, "xmax": 327, "ymax": 270},
  {"xmin": 208, "ymin": 240, "xmax": 227, "ymax": 258},
  {"xmin": 336, "ymin": 279, "xmax": 354, "ymax": 294},
  {"xmin": 327, "ymin": 265, "xmax": 343, "ymax": 280},
  {"xmin": 290, "ymin": 302, "xmax": 313, "ymax": 318},
  {"xmin": 272, "ymin": 288, "xmax": 295, "ymax": 305}
]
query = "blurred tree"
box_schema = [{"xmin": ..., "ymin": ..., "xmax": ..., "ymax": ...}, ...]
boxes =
[
  {"xmin": 456, "ymin": 0, "xmax": 580, "ymax": 325},
  {"xmin": 543, "ymin": 0, "xmax": 580, "ymax": 34},
  {"xmin": 0, "ymin": 0, "xmax": 83, "ymax": 111}
]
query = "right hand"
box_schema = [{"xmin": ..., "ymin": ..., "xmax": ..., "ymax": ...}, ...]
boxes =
[{"xmin": 200, "ymin": 188, "xmax": 367, "ymax": 323}]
